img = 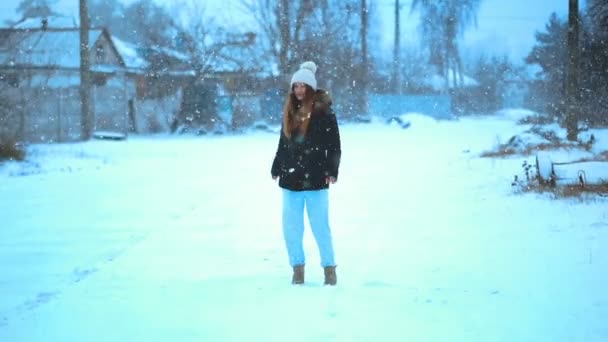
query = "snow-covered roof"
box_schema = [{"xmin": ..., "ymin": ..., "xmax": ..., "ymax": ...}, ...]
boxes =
[
  {"xmin": 164, "ymin": 70, "xmax": 196, "ymax": 77},
  {"xmin": 153, "ymin": 46, "xmax": 189, "ymax": 63},
  {"xmin": 203, "ymin": 44, "xmax": 266, "ymax": 75},
  {"xmin": 111, "ymin": 36, "xmax": 149, "ymax": 70},
  {"xmin": 90, "ymin": 64, "xmax": 126, "ymax": 74},
  {"xmin": 0, "ymin": 28, "xmax": 112, "ymax": 70},
  {"xmin": 2, "ymin": 17, "xmax": 153, "ymax": 73}
]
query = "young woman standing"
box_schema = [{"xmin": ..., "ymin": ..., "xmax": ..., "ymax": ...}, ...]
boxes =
[{"xmin": 271, "ymin": 61, "xmax": 342, "ymax": 286}]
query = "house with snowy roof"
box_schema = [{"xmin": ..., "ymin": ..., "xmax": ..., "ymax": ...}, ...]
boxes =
[
  {"xmin": 0, "ymin": 21, "xmax": 143, "ymax": 142},
  {"xmin": 0, "ymin": 16, "xmax": 200, "ymax": 142}
]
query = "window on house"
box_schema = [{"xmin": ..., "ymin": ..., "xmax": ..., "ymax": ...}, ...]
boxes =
[
  {"xmin": 96, "ymin": 44, "xmax": 105, "ymax": 62},
  {"xmin": 92, "ymin": 73, "xmax": 108, "ymax": 86},
  {"xmin": 0, "ymin": 72, "xmax": 19, "ymax": 87}
]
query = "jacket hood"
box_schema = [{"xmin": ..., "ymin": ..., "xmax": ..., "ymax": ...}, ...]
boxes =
[{"xmin": 313, "ymin": 88, "xmax": 332, "ymax": 113}]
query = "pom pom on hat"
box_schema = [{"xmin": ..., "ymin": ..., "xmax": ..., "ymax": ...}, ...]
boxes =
[
  {"xmin": 299, "ymin": 61, "xmax": 317, "ymax": 74},
  {"xmin": 290, "ymin": 61, "xmax": 317, "ymax": 90}
]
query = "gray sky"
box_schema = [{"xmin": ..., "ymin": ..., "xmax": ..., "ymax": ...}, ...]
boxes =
[{"xmin": 0, "ymin": 0, "xmax": 578, "ymax": 64}]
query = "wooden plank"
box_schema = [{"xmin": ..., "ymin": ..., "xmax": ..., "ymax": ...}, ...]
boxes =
[{"xmin": 553, "ymin": 161, "xmax": 608, "ymax": 186}]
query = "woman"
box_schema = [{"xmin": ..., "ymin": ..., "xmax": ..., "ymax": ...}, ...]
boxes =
[{"xmin": 271, "ymin": 61, "xmax": 342, "ymax": 286}]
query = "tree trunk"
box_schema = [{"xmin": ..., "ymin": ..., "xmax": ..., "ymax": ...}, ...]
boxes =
[
  {"xmin": 392, "ymin": 0, "xmax": 401, "ymax": 93},
  {"xmin": 442, "ymin": 41, "xmax": 449, "ymax": 92},
  {"xmin": 565, "ymin": 0, "xmax": 580, "ymax": 141},
  {"xmin": 79, "ymin": 0, "xmax": 93, "ymax": 140},
  {"xmin": 278, "ymin": 0, "xmax": 290, "ymax": 76},
  {"xmin": 451, "ymin": 39, "xmax": 463, "ymax": 89},
  {"xmin": 360, "ymin": 0, "xmax": 369, "ymax": 114},
  {"xmin": 292, "ymin": 0, "xmax": 313, "ymax": 62}
]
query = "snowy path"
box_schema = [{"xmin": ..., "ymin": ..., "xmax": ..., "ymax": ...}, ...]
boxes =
[{"xmin": 1, "ymin": 118, "xmax": 607, "ymax": 341}]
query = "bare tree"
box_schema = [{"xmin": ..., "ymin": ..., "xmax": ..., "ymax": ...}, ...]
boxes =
[
  {"xmin": 239, "ymin": 0, "xmax": 324, "ymax": 78},
  {"xmin": 167, "ymin": 1, "xmax": 261, "ymax": 129},
  {"xmin": 170, "ymin": 2, "xmax": 221, "ymax": 76},
  {"xmin": 12, "ymin": 0, "xmax": 58, "ymax": 24},
  {"xmin": 169, "ymin": 1, "xmax": 262, "ymax": 80},
  {"xmin": 89, "ymin": 0, "xmax": 175, "ymax": 48},
  {"xmin": 121, "ymin": 0, "xmax": 176, "ymax": 47},
  {"xmin": 278, "ymin": 0, "xmax": 290, "ymax": 76},
  {"xmin": 88, "ymin": 0, "xmax": 126, "ymax": 31},
  {"xmin": 240, "ymin": 0, "xmax": 289, "ymax": 76},
  {"xmin": 411, "ymin": 0, "xmax": 481, "ymax": 90},
  {"xmin": 240, "ymin": 0, "xmax": 368, "ymax": 118}
]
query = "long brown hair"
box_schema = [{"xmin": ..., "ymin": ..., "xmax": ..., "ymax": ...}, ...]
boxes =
[{"xmin": 282, "ymin": 84, "xmax": 315, "ymax": 138}]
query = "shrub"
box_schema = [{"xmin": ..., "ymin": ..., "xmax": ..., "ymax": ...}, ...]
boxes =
[{"xmin": 0, "ymin": 138, "xmax": 25, "ymax": 161}]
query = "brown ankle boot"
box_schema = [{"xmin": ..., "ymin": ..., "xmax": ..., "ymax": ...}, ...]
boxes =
[
  {"xmin": 324, "ymin": 266, "xmax": 337, "ymax": 286},
  {"xmin": 292, "ymin": 265, "xmax": 304, "ymax": 285}
]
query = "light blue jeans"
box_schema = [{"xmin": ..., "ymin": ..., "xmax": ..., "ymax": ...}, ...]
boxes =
[{"xmin": 282, "ymin": 189, "xmax": 336, "ymax": 268}]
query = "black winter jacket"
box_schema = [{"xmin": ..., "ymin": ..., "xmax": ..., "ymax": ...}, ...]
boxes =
[{"xmin": 271, "ymin": 89, "xmax": 341, "ymax": 191}]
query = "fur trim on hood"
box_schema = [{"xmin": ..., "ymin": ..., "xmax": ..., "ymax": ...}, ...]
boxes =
[{"xmin": 313, "ymin": 88, "xmax": 332, "ymax": 114}]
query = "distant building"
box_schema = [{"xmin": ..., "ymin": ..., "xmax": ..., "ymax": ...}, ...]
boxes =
[
  {"xmin": 0, "ymin": 22, "xmax": 138, "ymax": 142},
  {"xmin": 0, "ymin": 17, "xmax": 199, "ymax": 141}
]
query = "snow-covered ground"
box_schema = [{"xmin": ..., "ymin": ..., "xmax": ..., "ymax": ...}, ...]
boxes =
[{"xmin": 1, "ymin": 109, "xmax": 607, "ymax": 341}]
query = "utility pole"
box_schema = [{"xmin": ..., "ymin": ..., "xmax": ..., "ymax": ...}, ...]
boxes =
[
  {"xmin": 565, "ymin": 0, "xmax": 580, "ymax": 141},
  {"xmin": 360, "ymin": 0, "xmax": 369, "ymax": 115},
  {"xmin": 392, "ymin": 0, "xmax": 401, "ymax": 93},
  {"xmin": 79, "ymin": 0, "xmax": 93, "ymax": 140}
]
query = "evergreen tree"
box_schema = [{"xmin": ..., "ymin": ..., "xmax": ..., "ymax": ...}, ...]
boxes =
[
  {"xmin": 525, "ymin": 13, "xmax": 568, "ymax": 118},
  {"xmin": 582, "ymin": 0, "xmax": 608, "ymax": 125}
]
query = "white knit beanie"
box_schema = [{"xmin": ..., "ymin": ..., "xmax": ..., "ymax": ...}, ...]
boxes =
[{"xmin": 290, "ymin": 61, "xmax": 317, "ymax": 90}]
